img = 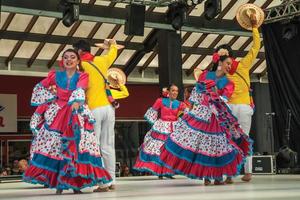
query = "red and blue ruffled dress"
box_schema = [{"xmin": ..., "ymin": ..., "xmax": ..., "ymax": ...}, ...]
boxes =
[
  {"xmin": 134, "ymin": 97, "xmax": 186, "ymax": 176},
  {"xmin": 23, "ymin": 70, "xmax": 111, "ymax": 190},
  {"xmin": 160, "ymin": 71, "xmax": 252, "ymax": 181}
]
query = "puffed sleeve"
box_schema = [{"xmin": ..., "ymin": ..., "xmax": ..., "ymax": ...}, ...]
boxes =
[
  {"xmin": 144, "ymin": 98, "xmax": 162, "ymax": 125},
  {"xmin": 31, "ymin": 70, "xmax": 56, "ymax": 106},
  {"xmin": 219, "ymin": 80, "xmax": 235, "ymax": 101},
  {"xmin": 68, "ymin": 72, "xmax": 88, "ymax": 105}
]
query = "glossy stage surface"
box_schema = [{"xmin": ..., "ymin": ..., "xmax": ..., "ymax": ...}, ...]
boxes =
[{"xmin": 0, "ymin": 175, "xmax": 300, "ymax": 200}]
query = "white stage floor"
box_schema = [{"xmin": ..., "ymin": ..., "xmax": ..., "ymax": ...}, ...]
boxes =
[{"xmin": 1, "ymin": 175, "xmax": 300, "ymax": 200}]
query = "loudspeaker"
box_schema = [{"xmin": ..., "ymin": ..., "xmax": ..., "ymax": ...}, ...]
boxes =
[
  {"xmin": 158, "ymin": 30, "xmax": 184, "ymax": 101},
  {"xmin": 252, "ymin": 155, "xmax": 276, "ymax": 174},
  {"xmin": 124, "ymin": 4, "xmax": 145, "ymax": 36}
]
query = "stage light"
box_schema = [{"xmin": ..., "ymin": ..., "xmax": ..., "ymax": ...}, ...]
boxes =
[
  {"xmin": 59, "ymin": 0, "xmax": 80, "ymax": 27},
  {"xmin": 186, "ymin": 0, "xmax": 205, "ymax": 6},
  {"xmin": 166, "ymin": 2, "xmax": 188, "ymax": 31},
  {"xmin": 204, "ymin": 0, "xmax": 222, "ymax": 20}
]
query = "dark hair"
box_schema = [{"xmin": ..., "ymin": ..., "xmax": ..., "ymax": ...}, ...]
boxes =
[
  {"xmin": 62, "ymin": 49, "xmax": 80, "ymax": 60},
  {"xmin": 211, "ymin": 55, "xmax": 231, "ymax": 71},
  {"xmin": 61, "ymin": 49, "xmax": 84, "ymax": 71},
  {"xmin": 185, "ymin": 85, "xmax": 193, "ymax": 94},
  {"xmin": 167, "ymin": 83, "xmax": 178, "ymax": 91},
  {"xmin": 211, "ymin": 44, "xmax": 232, "ymax": 72},
  {"xmin": 73, "ymin": 40, "xmax": 91, "ymax": 52}
]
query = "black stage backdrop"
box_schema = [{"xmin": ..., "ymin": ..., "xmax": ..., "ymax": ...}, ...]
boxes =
[
  {"xmin": 262, "ymin": 22, "xmax": 300, "ymax": 160},
  {"xmin": 251, "ymin": 83, "xmax": 272, "ymax": 154}
]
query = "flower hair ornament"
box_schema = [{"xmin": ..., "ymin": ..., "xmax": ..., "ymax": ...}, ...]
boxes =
[
  {"xmin": 162, "ymin": 87, "xmax": 169, "ymax": 98},
  {"xmin": 212, "ymin": 48, "xmax": 230, "ymax": 63}
]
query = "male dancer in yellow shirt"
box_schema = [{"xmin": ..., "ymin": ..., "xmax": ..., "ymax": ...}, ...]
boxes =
[
  {"xmin": 73, "ymin": 39, "xmax": 128, "ymax": 191},
  {"xmin": 226, "ymin": 14, "xmax": 260, "ymax": 182}
]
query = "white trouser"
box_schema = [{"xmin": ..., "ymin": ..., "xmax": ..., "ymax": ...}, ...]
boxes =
[
  {"xmin": 92, "ymin": 105, "xmax": 116, "ymax": 186},
  {"xmin": 229, "ymin": 104, "xmax": 254, "ymax": 174}
]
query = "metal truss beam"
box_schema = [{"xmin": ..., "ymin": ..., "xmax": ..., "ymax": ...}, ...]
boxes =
[{"xmin": 264, "ymin": 0, "xmax": 300, "ymax": 24}]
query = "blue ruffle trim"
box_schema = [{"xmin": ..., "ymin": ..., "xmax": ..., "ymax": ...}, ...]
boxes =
[
  {"xmin": 134, "ymin": 150, "xmax": 175, "ymax": 176},
  {"xmin": 139, "ymin": 149, "xmax": 164, "ymax": 166},
  {"xmin": 164, "ymin": 138, "xmax": 238, "ymax": 167}
]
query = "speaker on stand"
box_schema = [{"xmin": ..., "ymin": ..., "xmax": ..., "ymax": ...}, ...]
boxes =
[{"xmin": 124, "ymin": 4, "xmax": 145, "ymax": 36}]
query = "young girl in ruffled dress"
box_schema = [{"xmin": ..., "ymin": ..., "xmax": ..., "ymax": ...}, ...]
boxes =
[{"xmin": 134, "ymin": 84, "xmax": 186, "ymax": 179}]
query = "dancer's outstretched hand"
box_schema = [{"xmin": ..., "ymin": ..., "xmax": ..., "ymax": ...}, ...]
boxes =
[
  {"xmin": 250, "ymin": 13, "xmax": 258, "ymax": 28},
  {"xmin": 72, "ymin": 102, "xmax": 80, "ymax": 111}
]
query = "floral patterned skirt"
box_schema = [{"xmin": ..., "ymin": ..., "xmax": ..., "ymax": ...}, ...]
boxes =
[
  {"xmin": 24, "ymin": 102, "xmax": 112, "ymax": 190},
  {"xmin": 159, "ymin": 92, "xmax": 252, "ymax": 181},
  {"xmin": 134, "ymin": 119, "xmax": 176, "ymax": 176}
]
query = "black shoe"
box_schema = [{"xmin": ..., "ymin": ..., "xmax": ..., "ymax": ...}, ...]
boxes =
[{"xmin": 158, "ymin": 176, "xmax": 163, "ymax": 179}]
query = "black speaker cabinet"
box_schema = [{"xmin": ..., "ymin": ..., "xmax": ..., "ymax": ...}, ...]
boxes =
[
  {"xmin": 124, "ymin": 4, "xmax": 145, "ymax": 36},
  {"xmin": 252, "ymin": 155, "xmax": 276, "ymax": 174}
]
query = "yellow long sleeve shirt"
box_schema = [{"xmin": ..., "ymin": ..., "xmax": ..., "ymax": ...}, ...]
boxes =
[
  {"xmin": 81, "ymin": 45, "xmax": 118, "ymax": 110},
  {"xmin": 111, "ymin": 84, "xmax": 129, "ymax": 99},
  {"xmin": 227, "ymin": 28, "xmax": 261, "ymax": 105}
]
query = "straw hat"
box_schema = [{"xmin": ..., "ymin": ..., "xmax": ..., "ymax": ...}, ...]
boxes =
[
  {"xmin": 236, "ymin": 3, "xmax": 265, "ymax": 30},
  {"xmin": 107, "ymin": 68, "xmax": 127, "ymax": 88},
  {"xmin": 95, "ymin": 39, "xmax": 125, "ymax": 50},
  {"xmin": 193, "ymin": 68, "xmax": 203, "ymax": 81}
]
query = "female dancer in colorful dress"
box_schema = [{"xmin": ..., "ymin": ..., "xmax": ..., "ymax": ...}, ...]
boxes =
[
  {"xmin": 134, "ymin": 84, "xmax": 186, "ymax": 179},
  {"xmin": 24, "ymin": 49, "xmax": 111, "ymax": 194},
  {"xmin": 160, "ymin": 49, "xmax": 252, "ymax": 185}
]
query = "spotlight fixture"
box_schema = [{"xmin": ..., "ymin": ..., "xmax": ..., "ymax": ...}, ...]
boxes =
[
  {"xmin": 204, "ymin": 0, "xmax": 222, "ymax": 20},
  {"xmin": 59, "ymin": 0, "xmax": 80, "ymax": 27},
  {"xmin": 186, "ymin": 0, "xmax": 205, "ymax": 6},
  {"xmin": 166, "ymin": 2, "xmax": 188, "ymax": 31}
]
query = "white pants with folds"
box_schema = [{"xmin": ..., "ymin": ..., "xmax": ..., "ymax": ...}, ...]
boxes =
[
  {"xmin": 92, "ymin": 105, "xmax": 116, "ymax": 186},
  {"xmin": 229, "ymin": 104, "xmax": 254, "ymax": 174}
]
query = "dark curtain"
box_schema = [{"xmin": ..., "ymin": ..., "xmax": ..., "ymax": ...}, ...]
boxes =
[{"xmin": 262, "ymin": 22, "xmax": 300, "ymax": 160}]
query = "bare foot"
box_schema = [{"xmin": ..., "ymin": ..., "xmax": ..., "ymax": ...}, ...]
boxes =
[
  {"xmin": 214, "ymin": 180, "xmax": 225, "ymax": 185},
  {"xmin": 56, "ymin": 189, "xmax": 63, "ymax": 195},
  {"xmin": 73, "ymin": 190, "xmax": 83, "ymax": 194},
  {"xmin": 109, "ymin": 184, "xmax": 116, "ymax": 190},
  {"xmin": 204, "ymin": 179, "xmax": 211, "ymax": 186},
  {"xmin": 225, "ymin": 177, "xmax": 234, "ymax": 184},
  {"xmin": 93, "ymin": 186, "xmax": 110, "ymax": 192},
  {"xmin": 241, "ymin": 173, "xmax": 252, "ymax": 182}
]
